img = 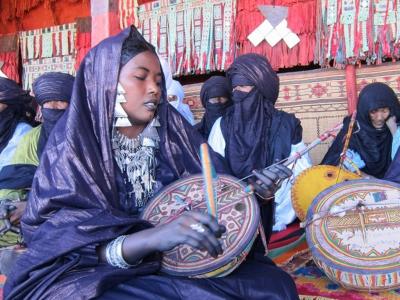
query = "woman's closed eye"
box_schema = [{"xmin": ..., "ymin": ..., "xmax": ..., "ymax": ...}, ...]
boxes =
[{"xmin": 134, "ymin": 75, "xmax": 146, "ymax": 81}]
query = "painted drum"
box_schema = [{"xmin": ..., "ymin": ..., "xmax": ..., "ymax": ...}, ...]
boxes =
[
  {"xmin": 306, "ymin": 179, "xmax": 400, "ymax": 292},
  {"xmin": 141, "ymin": 174, "xmax": 260, "ymax": 278}
]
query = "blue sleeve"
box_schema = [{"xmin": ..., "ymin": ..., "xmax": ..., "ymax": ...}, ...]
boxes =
[
  {"xmin": 391, "ymin": 127, "xmax": 400, "ymax": 160},
  {"xmin": 343, "ymin": 149, "xmax": 366, "ymax": 172}
]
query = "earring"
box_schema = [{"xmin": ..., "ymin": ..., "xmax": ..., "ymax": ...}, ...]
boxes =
[
  {"xmin": 114, "ymin": 82, "xmax": 132, "ymax": 127},
  {"xmin": 116, "ymin": 83, "xmax": 127, "ymax": 103}
]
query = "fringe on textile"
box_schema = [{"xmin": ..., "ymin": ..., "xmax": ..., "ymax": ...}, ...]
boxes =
[
  {"xmin": 119, "ymin": 0, "xmax": 139, "ymax": 29},
  {"xmin": 19, "ymin": 22, "xmax": 77, "ymax": 60},
  {"xmin": 316, "ymin": 0, "xmax": 400, "ymax": 67},
  {"xmin": 235, "ymin": 0, "xmax": 317, "ymax": 70},
  {"xmin": 119, "ymin": 0, "xmax": 236, "ymax": 76},
  {"xmin": 19, "ymin": 23, "xmax": 77, "ymax": 89}
]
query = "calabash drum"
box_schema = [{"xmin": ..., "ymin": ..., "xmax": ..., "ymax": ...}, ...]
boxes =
[
  {"xmin": 306, "ymin": 179, "xmax": 400, "ymax": 292},
  {"xmin": 141, "ymin": 174, "xmax": 260, "ymax": 278},
  {"xmin": 291, "ymin": 165, "xmax": 361, "ymax": 221}
]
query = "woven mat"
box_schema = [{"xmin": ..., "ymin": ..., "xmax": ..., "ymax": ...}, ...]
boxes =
[{"xmin": 278, "ymin": 247, "xmax": 400, "ymax": 300}]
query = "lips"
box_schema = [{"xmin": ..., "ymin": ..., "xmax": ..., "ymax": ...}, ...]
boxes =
[{"xmin": 144, "ymin": 99, "xmax": 158, "ymax": 111}]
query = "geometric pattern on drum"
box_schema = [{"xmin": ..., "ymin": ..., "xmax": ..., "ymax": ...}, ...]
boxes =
[
  {"xmin": 141, "ymin": 174, "xmax": 260, "ymax": 278},
  {"xmin": 306, "ymin": 179, "xmax": 400, "ymax": 292}
]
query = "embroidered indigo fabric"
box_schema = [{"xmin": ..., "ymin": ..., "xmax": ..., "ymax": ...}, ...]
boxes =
[
  {"xmin": 4, "ymin": 27, "xmax": 232, "ymax": 300},
  {"xmin": 195, "ymin": 76, "xmax": 232, "ymax": 139},
  {"xmin": 0, "ymin": 78, "xmax": 35, "ymax": 154},
  {"xmin": 322, "ymin": 82, "xmax": 400, "ymax": 178}
]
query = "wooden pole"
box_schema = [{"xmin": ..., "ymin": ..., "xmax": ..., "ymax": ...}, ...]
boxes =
[{"xmin": 345, "ymin": 64, "xmax": 358, "ymax": 114}]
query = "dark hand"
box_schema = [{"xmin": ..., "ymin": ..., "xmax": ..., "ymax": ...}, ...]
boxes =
[
  {"xmin": 150, "ymin": 211, "xmax": 226, "ymax": 258},
  {"xmin": 249, "ymin": 164, "xmax": 292, "ymax": 204}
]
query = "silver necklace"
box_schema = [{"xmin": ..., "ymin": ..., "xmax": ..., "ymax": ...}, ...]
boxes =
[{"xmin": 112, "ymin": 118, "xmax": 160, "ymax": 208}]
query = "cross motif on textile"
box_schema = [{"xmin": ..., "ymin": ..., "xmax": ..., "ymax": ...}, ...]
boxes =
[{"xmin": 247, "ymin": 5, "xmax": 300, "ymax": 48}]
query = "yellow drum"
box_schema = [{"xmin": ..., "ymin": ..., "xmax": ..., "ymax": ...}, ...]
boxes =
[{"xmin": 291, "ymin": 165, "xmax": 361, "ymax": 221}]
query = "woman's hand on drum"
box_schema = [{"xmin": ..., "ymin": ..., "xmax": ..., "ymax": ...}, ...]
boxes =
[
  {"xmin": 148, "ymin": 211, "xmax": 226, "ymax": 257},
  {"xmin": 249, "ymin": 165, "xmax": 292, "ymax": 204}
]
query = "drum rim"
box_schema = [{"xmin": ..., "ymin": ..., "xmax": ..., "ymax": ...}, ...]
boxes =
[
  {"xmin": 141, "ymin": 173, "xmax": 260, "ymax": 276},
  {"xmin": 306, "ymin": 178, "xmax": 400, "ymax": 275}
]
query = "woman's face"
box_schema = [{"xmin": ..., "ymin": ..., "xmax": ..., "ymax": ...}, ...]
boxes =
[
  {"xmin": 0, "ymin": 103, "xmax": 7, "ymax": 112},
  {"xmin": 119, "ymin": 51, "xmax": 162, "ymax": 125},
  {"xmin": 369, "ymin": 107, "xmax": 390, "ymax": 129}
]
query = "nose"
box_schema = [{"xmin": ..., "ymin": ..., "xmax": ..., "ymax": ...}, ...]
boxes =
[
  {"xmin": 148, "ymin": 79, "xmax": 161, "ymax": 96},
  {"xmin": 375, "ymin": 112, "xmax": 386, "ymax": 122}
]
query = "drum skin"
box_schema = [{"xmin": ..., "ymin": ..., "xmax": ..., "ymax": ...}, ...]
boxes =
[
  {"xmin": 306, "ymin": 179, "xmax": 400, "ymax": 292},
  {"xmin": 141, "ymin": 174, "xmax": 260, "ymax": 278},
  {"xmin": 292, "ymin": 165, "xmax": 361, "ymax": 221}
]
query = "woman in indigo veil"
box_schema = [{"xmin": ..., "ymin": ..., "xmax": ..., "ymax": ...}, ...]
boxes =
[
  {"xmin": 4, "ymin": 27, "xmax": 298, "ymax": 300},
  {"xmin": 322, "ymin": 82, "xmax": 400, "ymax": 178}
]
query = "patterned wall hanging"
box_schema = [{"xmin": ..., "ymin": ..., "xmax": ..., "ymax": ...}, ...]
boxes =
[
  {"xmin": 317, "ymin": 0, "xmax": 400, "ymax": 67},
  {"xmin": 120, "ymin": 0, "xmax": 236, "ymax": 76},
  {"xmin": 19, "ymin": 22, "xmax": 76, "ymax": 61},
  {"xmin": 19, "ymin": 23, "xmax": 77, "ymax": 90}
]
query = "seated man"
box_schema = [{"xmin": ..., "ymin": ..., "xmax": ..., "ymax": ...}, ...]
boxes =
[
  {"xmin": 195, "ymin": 76, "xmax": 232, "ymax": 139},
  {"xmin": 167, "ymin": 80, "xmax": 194, "ymax": 125},
  {"xmin": 208, "ymin": 54, "xmax": 312, "ymax": 236},
  {"xmin": 322, "ymin": 82, "xmax": 400, "ymax": 178},
  {"xmin": 0, "ymin": 72, "xmax": 73, "ymax": 274}
]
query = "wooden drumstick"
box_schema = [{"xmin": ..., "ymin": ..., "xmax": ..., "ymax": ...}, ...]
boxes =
[{"xmin": 200, "ymin": 143, "xmax": 218, "ymax": 218}]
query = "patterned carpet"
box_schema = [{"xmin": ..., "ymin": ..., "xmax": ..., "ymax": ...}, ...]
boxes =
[{"xmin": 271, "ymin": 240, "xmax": 400, "ymax": 300}]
